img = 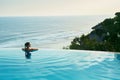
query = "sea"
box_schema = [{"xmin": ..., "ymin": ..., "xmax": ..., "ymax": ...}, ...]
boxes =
[{"xmin": 0, "ymin": 15, "xmax": 112, "ymax": 49}]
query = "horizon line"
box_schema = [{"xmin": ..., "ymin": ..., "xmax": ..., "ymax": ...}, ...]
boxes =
[{"xmin": 0, "ymin": 14, "xmax": 114, "ymax": 17}]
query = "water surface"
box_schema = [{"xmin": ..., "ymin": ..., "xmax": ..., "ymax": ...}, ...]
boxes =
[{"xmin": 0, "ymin": 49, "xmax": 119, "ymax": 80}]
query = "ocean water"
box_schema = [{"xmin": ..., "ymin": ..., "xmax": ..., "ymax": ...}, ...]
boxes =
[
  {"xmin": 0, "ymin": 49, "xmax": 120, "ymax": 80},
  {"xmin": 0, "ymin": 15, "xmax": 111, "ymax": 48}
]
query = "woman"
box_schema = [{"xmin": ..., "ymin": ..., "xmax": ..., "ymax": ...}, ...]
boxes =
[{"xmin": 22, "ymin": 42, "xmax": 38, "ymax": 59}]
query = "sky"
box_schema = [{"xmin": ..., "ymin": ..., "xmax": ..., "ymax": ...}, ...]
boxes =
[{"xmin": 0, "ymin": 0, "xmax": 120, "ymax": 16}]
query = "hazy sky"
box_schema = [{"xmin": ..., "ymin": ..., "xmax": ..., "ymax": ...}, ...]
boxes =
[{"xmin": 0, "ymin": 0, "xmax": 120, "ymax": 16}]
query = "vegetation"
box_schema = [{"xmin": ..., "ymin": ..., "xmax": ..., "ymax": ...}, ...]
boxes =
[{"xmin": 68, "ymin": 12, "xmax": 120, "ymax": 52}]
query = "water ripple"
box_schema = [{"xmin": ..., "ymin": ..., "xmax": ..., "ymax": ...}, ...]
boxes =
[{"xmin": 0, "ymin": 49, "xmax": 120, "ymax": 80}]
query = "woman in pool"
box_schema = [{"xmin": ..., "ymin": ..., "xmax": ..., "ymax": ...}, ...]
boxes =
[{"xmin": 22, "ymin": 42, "xmax": 38, "ymax": 59}]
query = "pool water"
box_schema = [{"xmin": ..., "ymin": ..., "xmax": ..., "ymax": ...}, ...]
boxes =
[{"xmin": 0, "ymin": 49, "xmax": 120, "ymax": 80}]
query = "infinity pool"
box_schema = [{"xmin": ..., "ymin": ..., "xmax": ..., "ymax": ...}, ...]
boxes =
[{"xmin": 0, "ymin": 49, "xmax": 120, "ymax": 80}]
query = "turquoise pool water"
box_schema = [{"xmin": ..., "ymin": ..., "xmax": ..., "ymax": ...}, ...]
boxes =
[{"xmin": 0, "ymin": 49, "xmax": 120, "ymax": 80}]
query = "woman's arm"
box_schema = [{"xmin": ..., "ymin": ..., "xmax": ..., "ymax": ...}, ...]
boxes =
[{"xmin": 30, "ymin": 48, "xmax": 38, "ymax": 52}]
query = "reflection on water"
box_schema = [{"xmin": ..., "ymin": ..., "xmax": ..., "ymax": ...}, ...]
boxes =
[
  {"xmin": 114, "ymin": 53, "xmax": 120, "ymax": 60},
  {"xmin": 0, "ymin": 49, "xmax": 120, "ymax": 80}
]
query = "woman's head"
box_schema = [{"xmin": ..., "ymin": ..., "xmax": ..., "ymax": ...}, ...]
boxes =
[{"xmin": 25, "ymin": 42, "xmax": 31, "ymax": 48}]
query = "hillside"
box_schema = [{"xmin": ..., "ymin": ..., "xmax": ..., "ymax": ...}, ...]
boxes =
[{"xmin": 69, "ymin": 12, "xmax": 120, "ymax": 52}]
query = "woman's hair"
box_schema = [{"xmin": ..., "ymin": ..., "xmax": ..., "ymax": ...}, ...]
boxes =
[{"xmin": 25, "ymin": 42, "xmax": 30, "ymax": 47}]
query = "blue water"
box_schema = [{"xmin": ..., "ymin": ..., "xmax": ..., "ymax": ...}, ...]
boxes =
[
  {"xmin": 0, "ymin": 15, "xmax": 112, "ymax": 48},
  {"xmin": 0, "ymin": 49, "xmax": 120, "ymax": 80}
]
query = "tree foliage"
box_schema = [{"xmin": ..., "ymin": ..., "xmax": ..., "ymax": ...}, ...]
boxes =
[{"xmin": 69, "ymin": 12, "xmax": 120, "ymax": 52}]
